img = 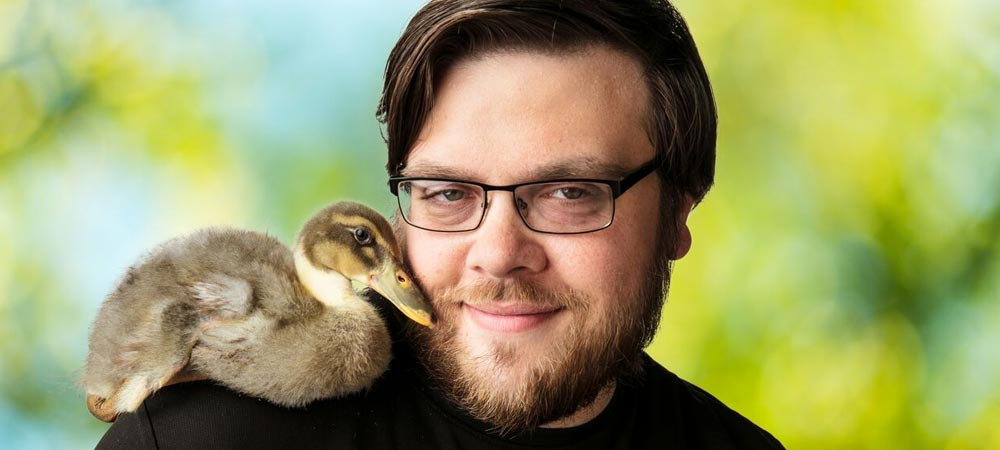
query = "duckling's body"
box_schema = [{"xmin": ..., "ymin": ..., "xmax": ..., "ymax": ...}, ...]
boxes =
[{"xmin": 82, "ymin": 202, "xmax": 432, "ymax": 422}]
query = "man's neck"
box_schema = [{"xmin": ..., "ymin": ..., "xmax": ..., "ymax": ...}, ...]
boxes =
[{"xmin": 539, "ymin": 383, "xmax": 617, "ymax": 429}]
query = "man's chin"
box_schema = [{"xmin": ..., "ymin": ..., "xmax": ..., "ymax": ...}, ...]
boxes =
[
  {"xmin": 403, "ymin": 278, "xmax": 657, "ymax": 433},
  {"xmin": 453, "ymin": 313, "xmax": 565, "ymax": 380},
  {"xmin": 410, "ymin": 308, "xmax": 610, "ymax": 433}
]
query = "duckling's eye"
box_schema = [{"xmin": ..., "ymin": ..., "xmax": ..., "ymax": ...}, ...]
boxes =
[{"xmin": 353, "ymin": 227, "xmax": 373, "ymax": 245}]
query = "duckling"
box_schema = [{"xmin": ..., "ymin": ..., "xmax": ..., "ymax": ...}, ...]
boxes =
[{"xmin": 81, "ymin": 201, "xmax": 434, "ymax": 423}]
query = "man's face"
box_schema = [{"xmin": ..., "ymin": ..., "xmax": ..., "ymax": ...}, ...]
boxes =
[{"xmin": 401, "ymin": 46, "xmax": 664, "ymax": 430}]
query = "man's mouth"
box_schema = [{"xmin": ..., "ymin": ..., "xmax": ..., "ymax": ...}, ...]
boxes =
[{"xmin": 462, "ymin": 303, "xmax": 564, "ymax": 333}]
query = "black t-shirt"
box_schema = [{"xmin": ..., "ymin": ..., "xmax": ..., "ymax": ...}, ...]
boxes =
[{"xmin": 96, "ymin": 310, "xmax": 784, "ymax": 449}]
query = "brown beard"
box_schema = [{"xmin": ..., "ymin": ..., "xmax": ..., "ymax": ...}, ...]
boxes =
[{"xmin": 403, "ymin": 270, "xmax": 666, "ymax": 434}]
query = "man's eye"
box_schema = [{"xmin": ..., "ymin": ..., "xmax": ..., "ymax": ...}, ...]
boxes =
[
  {"xmin": 551, "ymin": 186, "xmax": 590, "ymax": 200},
  {"xmin": 421, "ymin": 188, "xmax": 467, "ymax": 202},
  {"xmin": 441, "ymin": 190, "xmax": 465, "ymax": 201},
  {"xmin": 552, "ymin": 188, "xmax": 587, "ymax": 200}
]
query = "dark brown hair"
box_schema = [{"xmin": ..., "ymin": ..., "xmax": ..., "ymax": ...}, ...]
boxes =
[{"xmin": 377, "ymin": 0, "xmax": 716, "ymax": 261}]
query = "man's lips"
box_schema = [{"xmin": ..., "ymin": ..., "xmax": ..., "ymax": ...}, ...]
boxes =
[{"xmin": 463, "ymin": 303, "xmax": 563, "ymax": 333}]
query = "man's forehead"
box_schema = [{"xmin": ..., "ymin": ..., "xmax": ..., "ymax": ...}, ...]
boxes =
[{"xmin": 400, "ymin": 158, "xmax": 634, "ymax": 182}]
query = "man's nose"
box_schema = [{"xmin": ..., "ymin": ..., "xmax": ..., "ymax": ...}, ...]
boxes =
[{"xmin": 465, "ymin": 191, "xmax": 547, "ymax": 278}]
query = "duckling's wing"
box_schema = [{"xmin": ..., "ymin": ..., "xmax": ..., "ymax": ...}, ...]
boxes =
[{"xmin": 188, "ymin": 273, "xmax": 254, "ymax": 318}]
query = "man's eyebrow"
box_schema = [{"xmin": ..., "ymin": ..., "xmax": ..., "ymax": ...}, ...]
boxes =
[
  {"xmin": 401, "ymin": 159, "xmax": 634, "ymax": 181},
  {"xmin": 399, "ymin": 163, "xmax": 473, "ymax": 179},
  {"xmin": 528, "ymin": 160, "xmax": 632, "ymax": 180}
]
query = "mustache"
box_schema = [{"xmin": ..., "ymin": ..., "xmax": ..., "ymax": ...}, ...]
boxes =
[{"xmin": 430, "ymin": 279, "xmax": 590, "ymax": 311}]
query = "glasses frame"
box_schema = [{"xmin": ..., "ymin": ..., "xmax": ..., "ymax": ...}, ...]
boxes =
[{"xmin": 388, "ymin": 158, "xmax": 660, "ymax": 235}]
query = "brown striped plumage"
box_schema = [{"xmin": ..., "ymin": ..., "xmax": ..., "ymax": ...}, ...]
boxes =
[{"xmin": 82, "ymin": 201, "xmax": 433, "ymax": 422}]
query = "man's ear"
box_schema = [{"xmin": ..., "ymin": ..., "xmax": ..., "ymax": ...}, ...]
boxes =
[{"xmin": 673, "ymin": 194, "xmax": 694, "ymax": 260}]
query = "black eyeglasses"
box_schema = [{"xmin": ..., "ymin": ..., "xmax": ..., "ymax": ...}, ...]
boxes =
[{"xmin": 388, "ymin": 158, "xmax": 659, "ymax": 234}]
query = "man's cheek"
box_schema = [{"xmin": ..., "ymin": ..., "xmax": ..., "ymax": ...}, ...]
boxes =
[{"xmin": 408, "ymin": 241, "xmax": 459, "ymax": 291}]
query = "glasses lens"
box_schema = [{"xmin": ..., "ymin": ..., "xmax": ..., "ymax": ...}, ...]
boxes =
[
  {"xmin": 397, "ymin": 180, "xmax": 486, "ymax": 231},
  {"xmin": 514, "ymin": 182, "xmax": 614, "ymax": 233}
]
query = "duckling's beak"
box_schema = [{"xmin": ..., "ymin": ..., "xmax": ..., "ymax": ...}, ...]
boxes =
[{"xmin": 366, "ymin": 262, "xmax": 435, "ymax": 328}]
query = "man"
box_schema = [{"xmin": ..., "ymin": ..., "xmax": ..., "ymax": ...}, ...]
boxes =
[{"xmin": 98, "ymin": 1, "xmax": 783, "ymax": 448}]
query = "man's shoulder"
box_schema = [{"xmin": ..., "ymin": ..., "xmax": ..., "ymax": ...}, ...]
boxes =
[
  {"xmin": 630, "ymin": 354, "xmax": 785, "ymax": 449},
  {"xmin": 97, "ymin": 378, "xmax": 405, "ymax": 449},
  {"xmin": 96, "ymin": 351, "xmax": 785, "ymax": 450}
]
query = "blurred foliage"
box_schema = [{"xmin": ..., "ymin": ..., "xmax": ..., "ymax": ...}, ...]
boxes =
[
  {"xmin": 0, "ymin": 0, "xmax": 997, "ymax": 448},
  {"xmin": 651, "ymin": 1, "xmax": 1000, "ymax": 449}
]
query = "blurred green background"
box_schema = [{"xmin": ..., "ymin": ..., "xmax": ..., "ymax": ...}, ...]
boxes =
[{"xmin": 1, "ymin": 0, "xmax": 997, "ymax": 448}]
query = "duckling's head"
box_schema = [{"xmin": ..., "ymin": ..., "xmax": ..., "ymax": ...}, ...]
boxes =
[{"xmin": 294, "ymin": 201, "xmax": 434, "ymax": 327}]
